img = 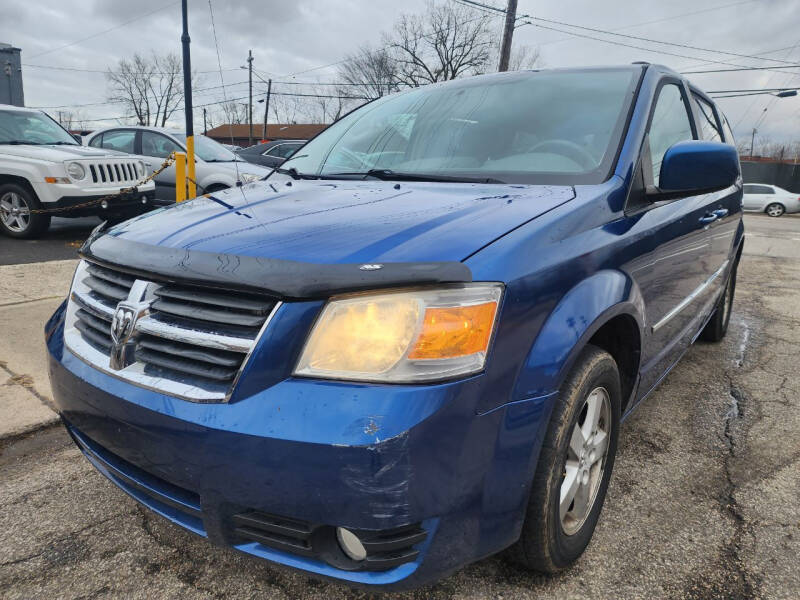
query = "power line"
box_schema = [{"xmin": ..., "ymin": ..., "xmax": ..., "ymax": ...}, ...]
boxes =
[
  {"xmin": 27, "ymin": 1, "xmax": 179, "ymax": 59},
  {"xmin": 22, "ymin": 63, "xmax": 242, "ymax": 75},
  {"xmin": 683, "ymin": 61, "xmax": 800, "ymax": 74},
  {"xmin": 456, "ymin": 0, "xmax": 800, "ymax": 74}
]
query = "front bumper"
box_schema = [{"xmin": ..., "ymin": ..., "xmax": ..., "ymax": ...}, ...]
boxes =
[
  {"xmin": 45, "ymin": 189, "xmax": 158, "ymax": 218},
  {"xmin": 45, "ymin": 300, "xmax": 554, "ymax": 590}
]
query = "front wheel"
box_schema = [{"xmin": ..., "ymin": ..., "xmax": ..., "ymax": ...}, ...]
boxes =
[
  {"xmin": 765, "ymin": 202, "xmax": 785, "ymax": 217},
  {"xmin": 700, "ymin": 262, "xmax": 737, "ymax": 342},
  {"xmin": 0, "ymin": 184, "xmax": 51, "ymax": 239},
  {"xmin": 509, "ymin": 345, "xmax": 621, "ymax": 573}
]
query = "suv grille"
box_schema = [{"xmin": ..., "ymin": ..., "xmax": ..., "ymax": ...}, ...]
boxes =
[
  {"xmin": 65, "ymin": 261, "xmax": 279, "ymax": 402},
  {"xmin": 87, "ymin": 160, "xmax": 141, "ymax": 185}
]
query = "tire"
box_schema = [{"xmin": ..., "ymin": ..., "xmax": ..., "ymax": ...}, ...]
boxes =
[
  {"xmin": 0, "ymin": 183, "xmax": 51, "ymax": 239},
  {"xmin": 509, "ymin": 345, "xmax": 621, "ymax": 573},
  {"xmin": 765, "ymin": 202, "xmax": 785, "ymax": 217},
  {"xmin": 700, "ymin": 261, "xmax": 737, "ymax": 342}
]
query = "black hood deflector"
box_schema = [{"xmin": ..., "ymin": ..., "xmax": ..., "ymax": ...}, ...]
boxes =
[{"xmin": 80, "ymin": 234, "xmax": 473, "ymax": 300}]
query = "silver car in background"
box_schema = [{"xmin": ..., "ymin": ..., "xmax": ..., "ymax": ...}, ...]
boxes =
[
  {"xmin": 84, "ymin": 127, "xmax": 271, "ymax": 201},
  {"xmin": 742, "ymin": 183, "xmax": 800, "ymax": 217}
]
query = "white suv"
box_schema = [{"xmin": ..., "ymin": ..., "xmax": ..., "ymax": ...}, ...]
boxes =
[{"xmin": 0, "ymin": 105, "xmax": 156, "ymax": 238}]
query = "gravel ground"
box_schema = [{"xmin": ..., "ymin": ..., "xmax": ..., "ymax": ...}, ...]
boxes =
[{"xmin": 1, "ymin": 216, "xmax": 798, "ymax": 600}]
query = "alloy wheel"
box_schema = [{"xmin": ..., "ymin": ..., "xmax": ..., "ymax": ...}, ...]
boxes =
[
  {"xmin": 560, "ymin": 386, "xmax": 612, "ymax": 535},
  {"xmin": 766, "ymin": 203, "xmax": 784, "ymax": 217},
  {"xmin": 0, "ymin": 192, "xmax": 31, "ymax": 233}
]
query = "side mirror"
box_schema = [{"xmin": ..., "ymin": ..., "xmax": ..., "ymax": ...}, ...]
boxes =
[{"xmin": 648, "ymin": 140, "xmax": 739, "ymax": 201}]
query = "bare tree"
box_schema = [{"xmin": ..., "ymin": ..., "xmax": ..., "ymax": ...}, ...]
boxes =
[
  {"xmin": 505, "ymin": 44, "xmax": 542, "ymax": 71},
  {"xmin": 337, "ymin": 45, "xmax": 398, "ymax": 100},
  {"xmin": 387, "ymin": 0, "xmax": 495, "ymax": 87},
  {"xmin": 107, "ymin": 52, "xmax": 196, "ymax": 126},
  {"xmin": 219, "ymin": 101, "xmax": 248, "ymax": 125}
]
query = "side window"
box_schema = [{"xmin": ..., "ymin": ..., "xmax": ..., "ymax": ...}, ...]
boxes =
[
  {"xmin": 280, "ymin": 143, "xmax": 302, "ymax": 158},
  {"xmin": 141, "ymin": 131, "xmax": 183, "ymax": 158},
  {"xmin": 720, "ymin": 112, "xmax": 735, "ymax": 145},
  {"xmin": 743, "ymin": 184, "xmax": 756, "ymax": 193},
  {"xmin": 88, "ymin": 134, "xmax": 103, "ymax": 148},
  {"xmin": 762, "ymin": 186, "xmax": 775, "ymax": 195},
  {"xmin": 648, "ymin": 84, "xmax": 695, "ymax": 187},
  {"xmin": 691, "ymin": 93, "xmax": 722, "ymax": 143},
  {"xmin": 100, "ymin": 130, "xmax": 135, "ymax": 154},
  {"xmin": 263, "ymin": 144, "xmax": 283, "ymax": 157}
]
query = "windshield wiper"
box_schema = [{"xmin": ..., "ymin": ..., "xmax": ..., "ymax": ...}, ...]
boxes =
[
  {"xmin": 47, "ymin": 141, "xmax": 79, "ymax": 146},
  {"xmin": 0, "ymin": 140, "xmax": 44, "ymax": 145},
  {"xmin": 274, "ymin": 167, "xmax": 317, "ymax": 180},
  {"xmin": 324, "ymin": 169, "xmax": 506, "ymax": 184}
]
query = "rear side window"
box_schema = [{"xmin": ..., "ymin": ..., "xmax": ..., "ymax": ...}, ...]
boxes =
[
  {"xmin": 744, "ymin": 184, "xmax": 773, "ymax": 194},
  {"xmin": 100, "ymin": 130, "xmax": 135, "ymax": 154},
  {"xmin": 691, "ymin": 94, "xmax": 722, "ymax": 143},
  {"xmin": 648, "ymin": 84, "xmax": 695, "ymax": 187}
]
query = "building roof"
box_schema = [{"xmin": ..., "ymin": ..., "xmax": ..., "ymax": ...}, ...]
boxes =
[{"xmin": 204, "ymin": 123, "xmax": 327, "ymax": 142}]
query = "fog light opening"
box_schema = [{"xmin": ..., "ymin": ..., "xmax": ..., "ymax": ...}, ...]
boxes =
[
  {"xmin": 100, "ymin": 200, "xmax": 109, "ymax": 210},
  {"xmin": 336, "ymin": 527, "xmax": 367, "ymax": 562}
]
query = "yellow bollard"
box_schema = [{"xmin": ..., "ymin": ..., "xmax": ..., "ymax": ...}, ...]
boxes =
[
  {"xmin": 175, "ymin": 151, "xmax": 187, "ymax": 203},
  {"xmin": 186, "ymin": 135, "xmax": 197, "ymax": 199}
]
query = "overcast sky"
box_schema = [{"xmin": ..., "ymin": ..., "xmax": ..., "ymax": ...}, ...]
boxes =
[{"xmin": 4, "ymin": 0, "xmax": 800, "ymax": 148}]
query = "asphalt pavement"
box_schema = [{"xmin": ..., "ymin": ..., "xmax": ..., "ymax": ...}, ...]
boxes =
[
  {"xmin": 0, "ymin": 217, "xmax": 99, "ymax": 265},
  {"xmin": 0, "ymin": 214, "xmax": 799, "ymax": 599}
]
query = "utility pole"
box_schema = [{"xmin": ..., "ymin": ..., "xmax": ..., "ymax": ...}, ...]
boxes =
[
  {"xmin": 247, "ymin": 49, "xmax": 254, "ymax": 146},
  {"xmin": 750, "ymin": 128, "xmax": 757, "ymax": 157},
  {"xmin": 181, "ymin": 0, "xmax": 196, "ymax": 198},
  {"xmin": 262, "ymin": 79, "xmax": 272, "ymax": 141},
  {"xmin": 497, "ymin": 0, "xmax": 518, "ymax": 72},
  {"xmin": 203, "ymin": 108, "xmax": 207, "ymax": 135}
]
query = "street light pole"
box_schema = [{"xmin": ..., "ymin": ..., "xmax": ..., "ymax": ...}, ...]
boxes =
[
  {"xmin": 181, "ymin": 0, "xmax": 196, "ymax": 198},
  {"xmin": 247, "ymin": 50, "xmax": 254, "ymax": 146},
  {"xmin": 750, "ymin": 128, "xmax": 757, "ymax": 157}
]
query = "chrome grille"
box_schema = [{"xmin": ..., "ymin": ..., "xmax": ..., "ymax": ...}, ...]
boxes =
[{"xmin": 64, "ymin": 261, "xmax": 279, "ymax": 402}]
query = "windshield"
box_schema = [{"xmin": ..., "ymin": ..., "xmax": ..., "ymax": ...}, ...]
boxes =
[
  {"xmin": 283, "ymin": 68, "xmax": 640, "ymax": 185},
  {"xmin": 0, "ymin": 110, "xmax": 78, "ymax": 145},
  {"xmin": 174, "ymin": 133, "xmax": 237, "ymax": 162}
]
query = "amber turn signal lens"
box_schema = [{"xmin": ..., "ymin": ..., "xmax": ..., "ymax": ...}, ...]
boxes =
[{"xmin": 408, "ymin": 301, "xmax": 498, "ymax": 360}]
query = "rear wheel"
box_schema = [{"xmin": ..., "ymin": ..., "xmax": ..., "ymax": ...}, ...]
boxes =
[
  {"xmin": 765, "ymin": 202, "xmax": 785, "ymax": 217},
  {"xmin": 509, "ymin": 345, "xmax": 621, "ymax": 573},
  {"xmin": 0, "ymin": 184, "xmax": 51, "ymax": 239}
]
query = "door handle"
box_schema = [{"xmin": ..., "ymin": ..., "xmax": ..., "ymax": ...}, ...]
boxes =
[
  {"xmin": 713, "ymin": 208, "xmax": 729, "ymax": 218},
  {"xmin": 699, "ymin": 213, "xmax": 718, "ymax": 224}
]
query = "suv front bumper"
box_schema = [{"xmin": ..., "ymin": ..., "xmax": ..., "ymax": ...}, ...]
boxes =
[{"xmin": 45, "ymin": 300, "xmax": 554, "ymax": 590}]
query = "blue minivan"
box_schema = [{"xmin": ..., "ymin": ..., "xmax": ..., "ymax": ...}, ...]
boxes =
[{"xmin": 46, "ymin": 63, "xmax": 743, "ymax": 590}]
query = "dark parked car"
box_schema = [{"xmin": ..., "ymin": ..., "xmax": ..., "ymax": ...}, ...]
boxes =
[
  {"xmin": 236, "ymin": 139, "xmax": 305, "ymax": 168},
  {"xmin": 46, "ymin": 64, "xmax": 742, "ymax": 591}
]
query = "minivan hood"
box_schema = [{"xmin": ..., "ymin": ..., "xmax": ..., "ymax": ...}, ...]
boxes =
[
  {"xmin": 106, "ymin": 180, "xmax": 574, "ymax": 265},
  {"xmin": 0, "ymin": 144, "xmax": 127, "ymax": 162}
]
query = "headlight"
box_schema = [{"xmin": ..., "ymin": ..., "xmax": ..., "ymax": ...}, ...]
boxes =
[
  {"xmin": 294, "ymin": 284, "xmax": 503, "ymax": 383},
  {"xmin": 66, "ymin": 162, "xmax": 86, "ymax": 180},
  {"xmin": 238, "ymin": 173, "xmax": 262, "ymax": 184},
  {"xmin": 137, "ymin": 161, "xmax": 146, "ymax": 177}
]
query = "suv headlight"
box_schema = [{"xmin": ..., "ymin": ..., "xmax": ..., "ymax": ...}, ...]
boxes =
[
  {"xmin": 294, "ymin": 284, "xmax": 503, "ymax": 383},
  {"xmin": 66, "ymin": 162, "xmax": 86, "ymax": 180},
  {"xmin": 238, "ymin": 173, "xmax": 262, "ymax": 184}
]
